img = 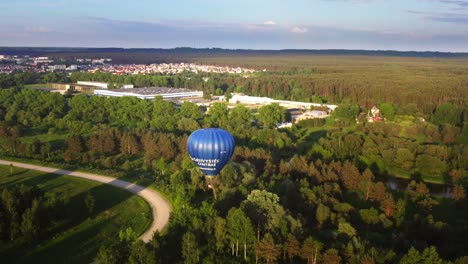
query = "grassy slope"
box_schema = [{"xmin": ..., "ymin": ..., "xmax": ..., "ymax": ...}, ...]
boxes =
[{"xmin": 0, "ymin": 165, "xmax": 151, "ymax": 264}]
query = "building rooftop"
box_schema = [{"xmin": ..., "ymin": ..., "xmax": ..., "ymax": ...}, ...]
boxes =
[{"xmin": 111, "ymin": 87, "xmax": 200, "ymax": 95}]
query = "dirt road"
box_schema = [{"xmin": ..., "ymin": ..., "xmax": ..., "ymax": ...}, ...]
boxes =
[{"xmin": 0, "ymin": 159, "xmax": 171, "ymax": 243}]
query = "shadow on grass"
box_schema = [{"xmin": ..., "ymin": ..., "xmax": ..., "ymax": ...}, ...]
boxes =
[
  {"xmin": 1, "ymin": 167, "xmax": 153, "ymax": 264},
  {"xmin": 42, "ymin": 177, "xmax": 140, "ymax": 241},
  {"xmin": 15, "ymin": 217, "xmax": 114, "ymax": 264},
  {"xmin": 0, "ymin": 171, "xmax": 57, "ymax": 189}
]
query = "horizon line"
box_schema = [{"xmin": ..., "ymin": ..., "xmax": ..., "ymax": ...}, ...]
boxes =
[{"xmin": 1, "ymin": 46, "xmax": 468, "ymax": 54}]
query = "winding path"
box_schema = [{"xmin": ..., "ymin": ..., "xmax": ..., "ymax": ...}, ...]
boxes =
[{"xmin": 0, "ymin": 159, "xmax": 171, "ymax": 243}]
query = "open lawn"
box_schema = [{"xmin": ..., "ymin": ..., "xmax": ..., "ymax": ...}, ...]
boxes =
[{"xmin": 0, "ymin": 165, "xmax": 151, "ymax": 264}]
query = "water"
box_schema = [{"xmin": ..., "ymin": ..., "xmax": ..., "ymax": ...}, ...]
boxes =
[{"xmin": 384, "ymin": 176, "xmax": 452, "ymax": 198}]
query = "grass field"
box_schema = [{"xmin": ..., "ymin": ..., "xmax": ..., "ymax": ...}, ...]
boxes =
[{"xmin": 0, "ymin": 165, "xmax": 151, "ymax": 264}]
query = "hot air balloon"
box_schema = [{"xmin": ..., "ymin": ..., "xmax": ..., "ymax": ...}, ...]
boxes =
[{"xmin": 187, "ymin": 128, "xmax": 235, "ymax": 190}]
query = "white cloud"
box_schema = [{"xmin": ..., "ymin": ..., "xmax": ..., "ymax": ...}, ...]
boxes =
[
  {"xmin": 263, "ymin": 20, "xmax": 276, "ymax": 25},
  {"xmin": 291, "ymin": 26, "xmax": 308, "ymax": 33}
]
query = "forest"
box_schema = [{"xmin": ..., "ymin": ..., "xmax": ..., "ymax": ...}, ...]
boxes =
[
  {"xmin": 0, "ymin": 54, "xmax": 467, "ymax": 264},
  {"xmin": 1, "ymin": 47, "xmax": 468, "ymax": 59}
]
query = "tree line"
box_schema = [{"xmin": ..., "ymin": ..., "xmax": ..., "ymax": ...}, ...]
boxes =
[
  {"xmin": 1, "ymin": 58, "xmax": 468, "ymax": 264},
  {"xmin": 0, "ymin": 184, "xmax": 71, "ymax": 242},
  {"xmin": 0, "ymin": 87, "xmax": 466, "ymax": 263}
]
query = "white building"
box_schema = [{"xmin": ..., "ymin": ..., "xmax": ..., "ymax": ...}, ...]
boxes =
[
  {"xmin": 293, "ymin": 110, "xmax": 329, "ymax": 123},
  {"xmin": 77, "ymin": 81, "xmax": 109, "ymax": 89},
  {"xmin": 120, "ymin": 84, "xmax": 134, "ymax": 89},
  {"xmin": 276, "ymin": 122, "xmax": 293, "ymax": 128},
  {"xmin": 66, "ymin": 65, "xmax": 78, "ymax": 71},
  {"xmin": 33, "ymin": 57, "xmax": 54, "ymax": 64},
  {"xmin": 94, "ymin": 87, "xmax": 203, "ymax": 100},
  {"xmin": 48, "ymin": 65, "xmax": 66, "ymax": 71},
  {"xmin": 224, "ymin": 93, "xmax": 338, "ymax": 112}
]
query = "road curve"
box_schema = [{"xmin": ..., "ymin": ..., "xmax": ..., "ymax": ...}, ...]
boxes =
[{"xmin": 0, "ymin": 159, "xmax": 171, "ymax": 243}]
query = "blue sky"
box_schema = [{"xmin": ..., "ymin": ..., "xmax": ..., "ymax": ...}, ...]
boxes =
[{"xmin": 1, "ymin": 0, "xmax": 467, "ymax": 51}]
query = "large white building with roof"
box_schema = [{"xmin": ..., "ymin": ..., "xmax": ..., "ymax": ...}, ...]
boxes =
[
  {"xmin": 94, "ymin": 87, "xmax": 203, "ymax": 100},
  {"xmin": 221, "ymin": 93, "xmax": 338, "ymax": 111}
]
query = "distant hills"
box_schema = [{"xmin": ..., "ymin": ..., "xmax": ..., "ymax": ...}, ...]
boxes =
[{"xmin": 1, "ymin": 47, "xmax": 467, "ymax": 58}]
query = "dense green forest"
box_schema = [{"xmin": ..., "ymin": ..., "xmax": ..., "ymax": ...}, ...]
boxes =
[
  {"xmin": 1, "ymin": 55, "xmax": 467, "ymax": 116},
  {"xmin": 0, "ymin": 55, "xmax": 467, "ymax": 264}
]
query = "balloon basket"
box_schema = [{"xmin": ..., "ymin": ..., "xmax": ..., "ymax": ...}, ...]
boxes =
[{"xmin": 205, "ymin": 176, "xmax": 217, "ymax": 199}]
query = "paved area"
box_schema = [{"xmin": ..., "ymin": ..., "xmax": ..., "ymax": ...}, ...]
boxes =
[{"xmin": 0, "ymin": 159, "xmax": 171, "ymax": 243}]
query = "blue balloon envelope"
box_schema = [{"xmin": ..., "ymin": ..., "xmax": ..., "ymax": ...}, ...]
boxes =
[{"xmin": 187, "ymin": 128, "xmax": 235, "ymax": 176}]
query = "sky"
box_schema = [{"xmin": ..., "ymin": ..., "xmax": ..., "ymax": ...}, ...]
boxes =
[{"xmin": 1, "ymin": 0, "xmax": 467, "ymax": 52}]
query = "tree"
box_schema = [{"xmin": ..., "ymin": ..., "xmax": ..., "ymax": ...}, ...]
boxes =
[
  {"xmin": 301, "ymin": 236, "xmax": 322, "ymax": 264},
  {"xmin": 226, "ymin": 208, "xmax": 255, "ymax": 259},
  {"xmin": 393, "ymin": 199, "xmax": 406, "ymax": 227},
  {"xmin": 360, "ymin": 208, "xmax": 379, "ymax": 226},
  {"xmin": 316, "ymin": 203, "xmax": 330, "ymax": 228},
  {"xmin": 395, "ymin": 148, "xmax": 415, "ymax": 171},
  {"xmin": 122, "ymin": 160, "xmax": 131, "ymax": 172},
  {"xmin": 400, "ymin": 246, "xmax": 443, "ymax": 264},
  {"xmin": 416, "ymin": 154, "xmax": 447, "ymax": 180},
  {"xmin": 177, "ymin": 118, "xmax": 200, "ymax": 132},
  {"xmin": 152, "ymin": 158, "xmax": 168, "ymax": 178},
  {"xmin": 449, "ymin": 169, "xmax": 463, "ymax": 183},
  {"xmin": 285, "ymin": 233, "xmax": 300, "ymax": 262},
  {"xmin": 120, "ymin": 133, "xmax": 140, "ymax": 155},
  {"xmin": 108, "ymin": 81, "xmax": 115, "ymax": 90},
  {"xmin": 369, "ymin": 182, "xmax": 387, "ymax": 202},
  {"xmin": 228, "ymin": 105, "xmax": 253, "ymax": 132},
  {"xmin": 205, "ymin": 102, "xmax": 229, "ymax": 128},
  {"xmin": 241, "ymin": 190, "xmax": 285, "ymax": 239},
  {"xmin": 342, "ymin": 161, "xmax": 361, "ymax": 190},
  {"xmin": 455, "ymin": 256, "xmax": 468, "ymax": 264},
  {"xmin": 95, "ymin": 232, "xmax": 132, "ymax": 263},
  {"xmin": 321, "ymin": 248, "xmax": 341, "ymax": 264},
  {"xmin": 400, "ymin": 247, "xmax": 421, "ymax": 264},
  {"xmin": 119, "ymin": 227, "xmax": 137, "ymax": 243},
  {"xmin": 225, "ymin": 91, "xmax": 233, "ymax": 101},
  {"xmin": 128, "ymin": 240, "xmax": 157, "ymax": 264},
  {"xmin": 151, "ymin": 97, "xmax": 178, "ymax": 131},
  {"xmin": 415, "ymin": 182, "xmax": 429, "ymax": 196},
  {"xmin": 20, "ymin": 199, "xmax": 40, "ymax": 240},
  {"xmin": 84, "ymin": 191, "xmax": 95, "ymax": 215},
  {"xmin": 214, "ymin": 217, "xmax": 226, "ymax": 253},
  {"xmin": 379, "ymin": 103, "xmax": 395, "ymax": 121},
  {"xmin": 359, "ymin": 169, "xmax": 374, "ymax": 200},
  {"xmin": 338, "ymin": 222, "xmax": 356, "ymax": 238},
  {"xmin": 380, "ymin": 194, "xmax": 396, "ymax": 217},
  {"xmin": 420, "ymin": 246, "xmax": 443, "ymax": 264},
  {"xmin": 360, "ymin": 255, "xmax": 376, "ymax": 264},
  {"xmin": 256, "ymin": 233, "xmax": 281, "ymax": 264},
  {"xmin": 95, "ymin": 246, "xmax": 119, "ymax": 264},
  {"xmin": 215, "ymin": 88, "xmax": 224, "ymax": 96},
  {"xmin": 182, "ymin": 231, "xmax": 199, "ymax": 264},
  {"xmin": 452, "ymin": 185, "xmax": 466, "ymax": 202},
  {"xmin": 432, "ymin": 103, "xmax": 462, "ymax": 126},
  {"xmin": 441, "ymin": 124, "xmax": 460, "ymax": 144},
  {"xmin": 333, "ymin": 103, "xmax": 359, "ymax": 122},
  {"xmin": 257, "ymin": 103, "xmax": 286, "ymax": 128},
  {"xmin": 179, "ymin": 102, "xmax": 203, "ymax": 120}
]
